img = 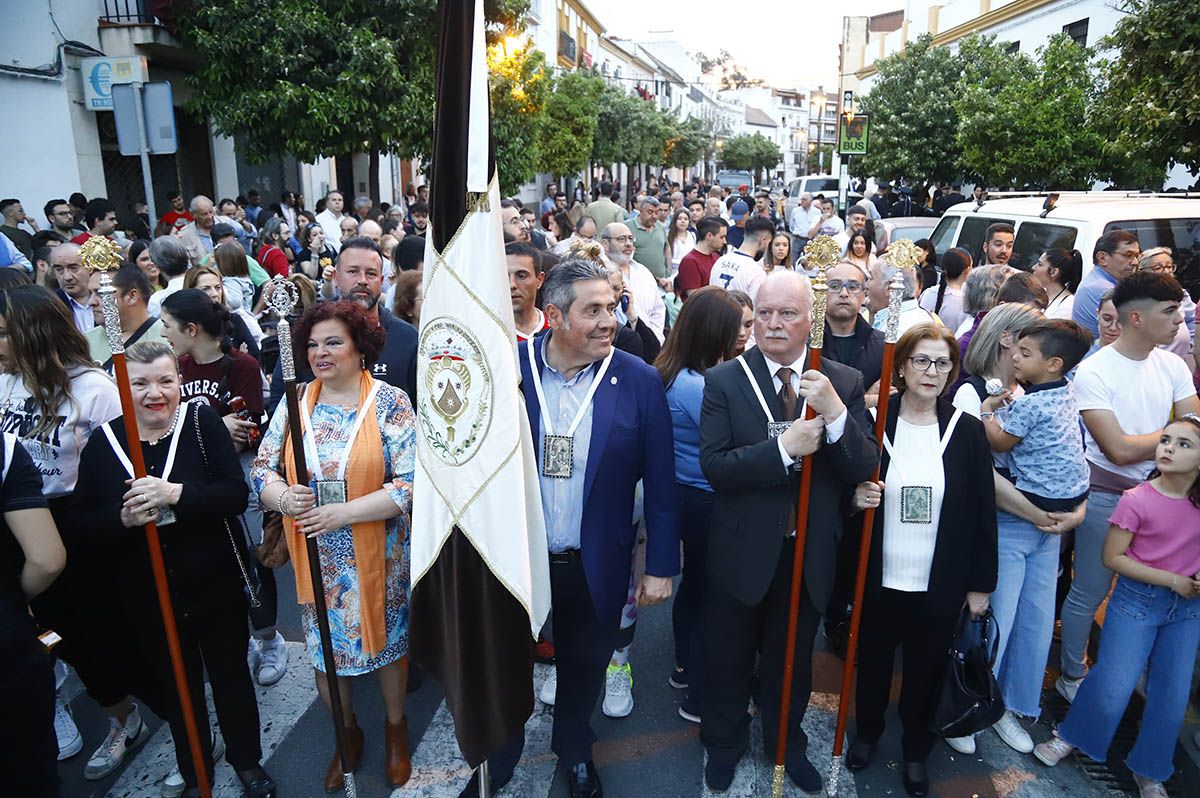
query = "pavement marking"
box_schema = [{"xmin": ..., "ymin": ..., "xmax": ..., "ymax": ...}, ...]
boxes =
[
  {"xmin": 106, "ymin": 642, "xmax": 315, "ymax": 798},
  {"xmin": 395, "ymin": 663, "xmax": 557, "ymax": 798}
]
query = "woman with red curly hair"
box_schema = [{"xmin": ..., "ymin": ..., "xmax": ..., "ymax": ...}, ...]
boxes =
[{"xmin": 251, "ymin": 300, "xmax": 417, "ymax": 791}]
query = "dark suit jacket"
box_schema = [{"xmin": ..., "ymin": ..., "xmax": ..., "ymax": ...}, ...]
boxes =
[
  {"xmin": 700, "ymin": 346, "xmax": 879, "ymax": 612},
  {"xmin": 518, "ymin": 336, "xmax": 680, "ymax": 629},
  {"xmin": 865, "ymin": 398, "xmax": 998, "ymax": 612},
  {"xmin": 823, "ymin": 316, "xmax": 886, "ymax": 392}
]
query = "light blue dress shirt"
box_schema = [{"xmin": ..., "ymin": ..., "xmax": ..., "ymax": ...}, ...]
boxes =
[{"xmin": 535, "ymin": 337, "xmax": 597, "ymax": 553}]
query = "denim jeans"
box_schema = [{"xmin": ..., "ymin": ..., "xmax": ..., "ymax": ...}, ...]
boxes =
[
  {"xmin": 1059, "ymin": 488, "xmax": 1121, "ymax": 679},
  {"xmin": 1058, "ymin": 577, "xmax": 1200, "ymax": 782},
  {"xmin": 990, "ymin": 511, "xmax": 1060, "ymax": 717}
]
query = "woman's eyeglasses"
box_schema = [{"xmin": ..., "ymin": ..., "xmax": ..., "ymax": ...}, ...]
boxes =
[{"xmin": 908, "ymin": 355, "xmax": 954, "ymax": 374}]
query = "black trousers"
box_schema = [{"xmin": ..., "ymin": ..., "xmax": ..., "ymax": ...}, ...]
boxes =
[
  {"xmin": 854, "ymin": 588, "xmax": 957, "ymax": 761},
  {"xmin": 672, "ymin": 484, "xmax": 713, "ymax": 707},
  {"xmin": 0, "ymin": 634, "xmax": 58, "ymax": 797},
  {"xmin": 826, "ymin": 518, "xmax": 862, "ymax": 627},
  {"xmin": 249, "ymin": 558, "xmax": 278, "ymax": 633},
  {"xmin": 30, "ymin": 499, "xmax": 137, "ymax": 708},
  {"xmin": 138, "ymin": 597, "xmax": 263, "ymax": 787},
  {"xmin": 486, "ymin": 550, "xmax": 620, "ymax": 778},
  {"xmin": 701, "ymin": 538, "xmax": 823, "ymax": 768}
]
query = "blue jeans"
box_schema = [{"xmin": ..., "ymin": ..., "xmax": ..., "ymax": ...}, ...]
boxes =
[
  {"xmin": 1059, "ymin": 488, "xmax": 1121, "ymax": 679},
  {"xmin": 1058, "ymin": 577, "xmax": 1200, "ymax": 782},
  {"xmin": 990, "ymin": 511, "xmax": 1059, "ymax": 717}
]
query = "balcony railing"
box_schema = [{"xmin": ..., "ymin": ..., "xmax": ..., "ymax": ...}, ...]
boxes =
[{"xmin": 101, "ymin": 0, "xmax": 154, "ymax": 23}]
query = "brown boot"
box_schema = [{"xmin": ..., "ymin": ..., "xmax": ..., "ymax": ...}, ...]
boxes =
[
  {"xmin": 323, "ymin": 722, "xmax": 364, "ymax": 793},
  {"xmin": 384, "ymin": 716, "xmax": 412, "ymax": 787}
]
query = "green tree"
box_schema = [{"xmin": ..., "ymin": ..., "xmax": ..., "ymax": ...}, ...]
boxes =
[
  {"xmin": 720, "ymin": 133, "xmax": 781, "ymax": 185},
  {"xmin": 488, "ymin": 43, "xmax": 550, "ymax": 195},
  {"xmin": 1095, "ymin": 0, "xmax": 1198, "ymax": 187},
  {"xmin": 180, "ymin": 0, "xmax": 529, "ymax": 170},
  {"xmin": 857, "ymin": 34, "xmax": 962, "ymax": 183},
  {"xmin": 694, "ymin": 49, "xmax": 765, "ymax": 91},
  {"xmin": 954, "ymin": 34, "xmax": 1107, "ymax": 188},
  {"xmin": 539, "ymin": 70, "xmax": 606, "ymax": 179},
  {"xmin": 665, "ymin": 116, "xmax": 712, "ymax": 174}
]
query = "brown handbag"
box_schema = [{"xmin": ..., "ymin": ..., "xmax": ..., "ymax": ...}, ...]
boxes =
[{"xmin": 256, "ymin": 510, "xmax": 290, "ymax": 568}]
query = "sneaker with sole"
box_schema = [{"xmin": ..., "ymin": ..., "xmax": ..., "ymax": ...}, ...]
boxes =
[
  {"xmin": 1033, "ymin": 732, "xmax": 1074, "ymax": 767},
  {"xmin": 84, "ymin": 704, "xmax": 151, "ymax": 780},
  {"xmin": 678, "ymin": 698, "xmax": 701, "ymax": 724},
  {"xmin": 246, "ymin": 637, "xmax": 261, "ymax": 679},
  {"xmin": 945, "ymin": 734, "xmax": 976, "ymax": 755},
  {"xmin": 1132, "ymin": 772, "xmax": 1169, "ymax": 798},
  {"xmin": 161, "ymin": 731, "xmax": 225, "ymax": 798},
  {"xmin": 993, "ymin": 711, "xmax": 1034, "ymax": 754},
  {"xmin": 538, "ymin": 667, "xmax": 557, "ymax": 706},
  {"xmin": 668, "ymin": 666, "xmax": 688, "ymax": 690},
  {"xmin": 255, "ymin": 632, "xmax": 289, "ymax": 686},
  {"xmin": 603, "ymin": 663, "xmax": 634, "ymax": 718},
  {"xmin": 1055, "ymin": 675, "xmax": 1082, "ymax": 704},
  {"xmin": 54, "ymin": 694, "xmax": 83, "ymax": 760}
]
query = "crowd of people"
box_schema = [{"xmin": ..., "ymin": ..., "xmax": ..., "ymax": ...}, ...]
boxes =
[{"xmin": 1, "ymin": 176, "xmax": 1198, "ymax": 798}]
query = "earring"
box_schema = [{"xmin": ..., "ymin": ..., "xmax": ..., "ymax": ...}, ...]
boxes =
[{"xmin": 360, "ymin": 356, "xmax": 366, "ymax": 370}]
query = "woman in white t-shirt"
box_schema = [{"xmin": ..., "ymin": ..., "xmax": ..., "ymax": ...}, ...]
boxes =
[
  {"xmin": 666, "ymin": 209, "xmax": 696, "ymax": 276},
  {"xmin": 1032, "ymin": 248, "xmax": 1082, "ymax": 321},
  {"xmin": 919, "ymin": 247, "xmax": 972, "ymax": 332},
  {"xmin": 0, "ymin": 286, "xmax": 144, "ymax": 779}
]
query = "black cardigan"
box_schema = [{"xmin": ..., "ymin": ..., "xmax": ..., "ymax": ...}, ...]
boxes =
[
  {"xmin": 75, "ymin": 401, "xmax": 250, "ymax": 618},
  {"xmin": 865, "ymin": 397, "xmax": 998, "ymax": 614}
]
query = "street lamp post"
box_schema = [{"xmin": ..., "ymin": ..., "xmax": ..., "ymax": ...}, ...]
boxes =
[{"xmin": 815, "ymin": 90, "xmax": 826, "ymax": 174}]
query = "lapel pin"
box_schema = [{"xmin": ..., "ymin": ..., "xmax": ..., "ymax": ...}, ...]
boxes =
[{"xmin": 610, "ymin": 376, "xmax": 618, "ymax": 385}]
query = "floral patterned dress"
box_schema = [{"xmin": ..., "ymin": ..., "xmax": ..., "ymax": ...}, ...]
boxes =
[{"xmin": 251, "ymin": 381, "xmax": 415, "ymax": 676}]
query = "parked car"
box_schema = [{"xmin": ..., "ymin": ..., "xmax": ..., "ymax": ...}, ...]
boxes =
[
  {"xmin": 715, "ymin": 170, "xmax": 754, "ymax": 190},
  {"xmin": 874, "ymin": 216, "xmax": 939, "ymax": 253},
  {"xmin": 783, "ymin": 174, "xmax": 864, "ymax": 225},
  {"xmin": 927, "ymin": 193, "xmax": 1200, "ymax": 299}
]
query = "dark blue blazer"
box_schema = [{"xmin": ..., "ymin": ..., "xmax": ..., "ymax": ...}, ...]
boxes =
[{"xmin": 518, "ymin": 334, "xmax": 680, "ymax": 629}]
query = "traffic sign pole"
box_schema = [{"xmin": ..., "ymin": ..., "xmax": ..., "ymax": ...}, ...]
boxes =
[{"xmin": 130, "ymin": 83, "xmax": 158, "ymax": 229}]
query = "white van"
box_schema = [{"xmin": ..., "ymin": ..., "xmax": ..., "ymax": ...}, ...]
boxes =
[
  {"xmin": 928, "ymin": 193, "xmax": 1200, "ymax": 297},
  {"xmin": 783, "ymin": 174, "xmax": 864, "ymax": 223}
]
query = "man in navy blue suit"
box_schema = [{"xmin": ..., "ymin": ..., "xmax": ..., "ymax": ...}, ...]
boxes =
[{"xmin": 463, "ymin": 257, "xmax": 680, "ymax": 798}]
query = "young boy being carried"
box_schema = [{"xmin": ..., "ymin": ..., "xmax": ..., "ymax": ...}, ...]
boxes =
[{"xmin": 981, "ymin": 319, "xmax": 1094, "ymax": 512}]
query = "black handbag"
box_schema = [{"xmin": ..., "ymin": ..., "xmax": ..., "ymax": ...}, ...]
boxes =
[{"xmin": 931, "ymin": 607, "xmax": 1006, "ymax": 738}]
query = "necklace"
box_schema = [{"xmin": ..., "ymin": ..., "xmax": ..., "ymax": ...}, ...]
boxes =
[
  {"xmin": 145, "ymin": 406, "xmax": 181, "ymax": 446},
  {"xmin": 1049, "ymin": 286, "xmax": 1068, "ymax": 309}
]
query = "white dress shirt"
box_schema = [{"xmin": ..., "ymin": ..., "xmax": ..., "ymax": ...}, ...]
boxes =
[
  {"xmin": 315, "ymin": 209, "xmax": 346, "ymax": 250},
  {"xmin": 760, "ymin": 350, "xmax": 847, "ymax": 470},
  {"xmin": 623, "ymin": 259, "xmax": 666, "ymax": 343}
]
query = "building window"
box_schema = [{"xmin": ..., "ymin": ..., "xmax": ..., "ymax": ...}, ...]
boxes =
[
  {"xmin": 1063, "ymin": 18, "xmax": 1088, "ymax": 47},
  {"xmin": 1004, "ymin": 41, "xmax": 1020, "ymax": 54}
]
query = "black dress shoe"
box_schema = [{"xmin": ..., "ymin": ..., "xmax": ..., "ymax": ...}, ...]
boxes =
[
  {"xmin": 845, "ymin": 739, "xmax": 874, "ymax": 772},
  {"xmin": 457, "ymin": 766, "xmax": 513, "ymax": 798},
  {"xmin": 237, "ymin": 766, "xmax": 278, "ymax": 798},
  {"xmin": 566, "ymin": 761, "xmax": 602, "ymax": 798},
  {"xmin": 785, "ymin": 755, "xmax": 823, "ymax": 793},
  {"xmin": 902, "ymin": 760, "xmax": 929, "ymax": 797},
  {"xmin": 704, "ymin": 756, "xmax": 736, "ymax": 791}
]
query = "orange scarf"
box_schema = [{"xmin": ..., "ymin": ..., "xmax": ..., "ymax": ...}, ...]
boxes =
[{"xmin": 283, "ymin": 371, "xmax": 388, "ymax": 656}]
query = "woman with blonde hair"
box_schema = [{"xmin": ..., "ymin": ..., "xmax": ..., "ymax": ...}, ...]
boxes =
[{"xmin": 183, "ymin": 265, "xmax": 264, "ymax": 357}]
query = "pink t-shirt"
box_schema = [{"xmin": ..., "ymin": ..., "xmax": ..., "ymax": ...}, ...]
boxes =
[{"xmin": 1109, "ymin": 482, "xmax": 1200, "ymax": 576}]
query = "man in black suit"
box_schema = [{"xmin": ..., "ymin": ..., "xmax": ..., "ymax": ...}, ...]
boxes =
[
  {"xmin": 699, "ymin": 270, "xmax": 879, "ymax": 793},
  {"xmin": 933, "ymin": 182, "xmax": 966, "ymax": 215}
]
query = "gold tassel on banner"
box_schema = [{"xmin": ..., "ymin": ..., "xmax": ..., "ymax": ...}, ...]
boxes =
[{"xmin": 466, "ymin": 191, "xmax": 490, "ymax": 213}]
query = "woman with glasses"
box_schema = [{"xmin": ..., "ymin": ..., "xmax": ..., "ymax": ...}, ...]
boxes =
[{"xmin": 845, "ymin": 323, "xmax": 997, "ymax": 797}]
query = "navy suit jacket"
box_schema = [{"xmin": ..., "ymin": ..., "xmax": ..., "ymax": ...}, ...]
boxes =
[{"xmin": 518, "ymin": 334, "xmax": 680, "ymax": 630}]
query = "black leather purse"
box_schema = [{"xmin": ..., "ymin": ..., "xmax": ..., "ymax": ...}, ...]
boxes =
[{"xmin": 932, "ymin": 607, "xmax": 1006, "ymax": 738}]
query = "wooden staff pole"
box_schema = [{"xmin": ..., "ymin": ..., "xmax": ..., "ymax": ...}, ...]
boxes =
[
  {"xmin": 772, "ymin": 236, "xmax": 837, "ymax": 798},
  {"xmin": 267, "ymin": 278, "xmax": 358, "ymax": 797},
  {"xmin": 827, "ymin": 239, "xmax": 924, "ymax": 796},
  {"xmin": 80, "ymin": 237, "xmax": 211, "ymax": 798}
]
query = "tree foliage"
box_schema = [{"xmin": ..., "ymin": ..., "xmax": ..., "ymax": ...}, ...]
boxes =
[
  {"xmin": 694, "ymin": 49, "xmax": 765, "ymax": 91},
  {"xmin": 180, "ymin": 0, "xmax": 529, "ymax": 164},
  {"xmin": 954, "ymin": 35, "xmax": 1107, "ymax": 188},
  {"xmin": 665, "ymin": 116, "xmax": 712, "ymax": 170},
  {"xmin": 721, "ymin": 133, "xmax": 781, "ymax": 183},
  {"xmin": 592, "ymin": 86, "xmax": 669, "ymax": 168},
  {"xmin": 1095, "ymin": 0, "xmax": 1198, "ymax": 186},
  {"xmin": 539, "ymin": 70, "xmax": 606, "ymax": 179},
  {"xmin": 488, "ymin": 43, "xmax": 550, "ymax": 195},
  {"xmin": 857, "ymin": 34, "xmax": 962, "ymax": 184}
]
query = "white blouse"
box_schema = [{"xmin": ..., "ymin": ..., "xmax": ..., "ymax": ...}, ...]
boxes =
[{"xmin": 881, "ymin": 417, "xmax": 946, "ymax": 592}]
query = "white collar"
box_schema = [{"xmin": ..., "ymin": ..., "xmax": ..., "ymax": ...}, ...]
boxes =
[{"xmin": 761, "ymin": 348, "xmax": 807, "ymax": 379}]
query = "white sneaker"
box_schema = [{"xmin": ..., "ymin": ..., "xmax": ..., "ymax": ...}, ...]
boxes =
[
  {"xmin": 161, "ymin": 731, "xmax": 225, "ymax": 798},
  {"xmin": 538, "ymin": 667, "xmax": 557, "ymax": 706},
  {"xmin": 945, "ymin": 734, "xmax": 976, "ymax": 755},
  {"xmin": 255, "ymin": 632, "xmax": 289, "ymax": 686},
  {"xmin": 1055, "ymin": 675, "xmax": 1082, "ymax": 703},
  {"xmin": 84, "ymin": 703, "xmax": 150, "ymax": 780},
  {"xmin": 602, "ymin": 663, "xmax": 634, "ymax": 718},
  {"xmin": 992, "ymin": 711, "xmax": 1034, "ymax": 754},
  {"xmin": 54, "ymin": 693, "xmax": 82, "ymax": 760},
  {"xmin": 1133, "ymin": 772, "xmax": 1169, "ymax": 798},
  {"xmin": 1034, "ymin": 731, "xmax": 1074, "ymax": 767},
  {"xmin": 247, "ymin": 637, "xmax": 261, "ymax": 677}
]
